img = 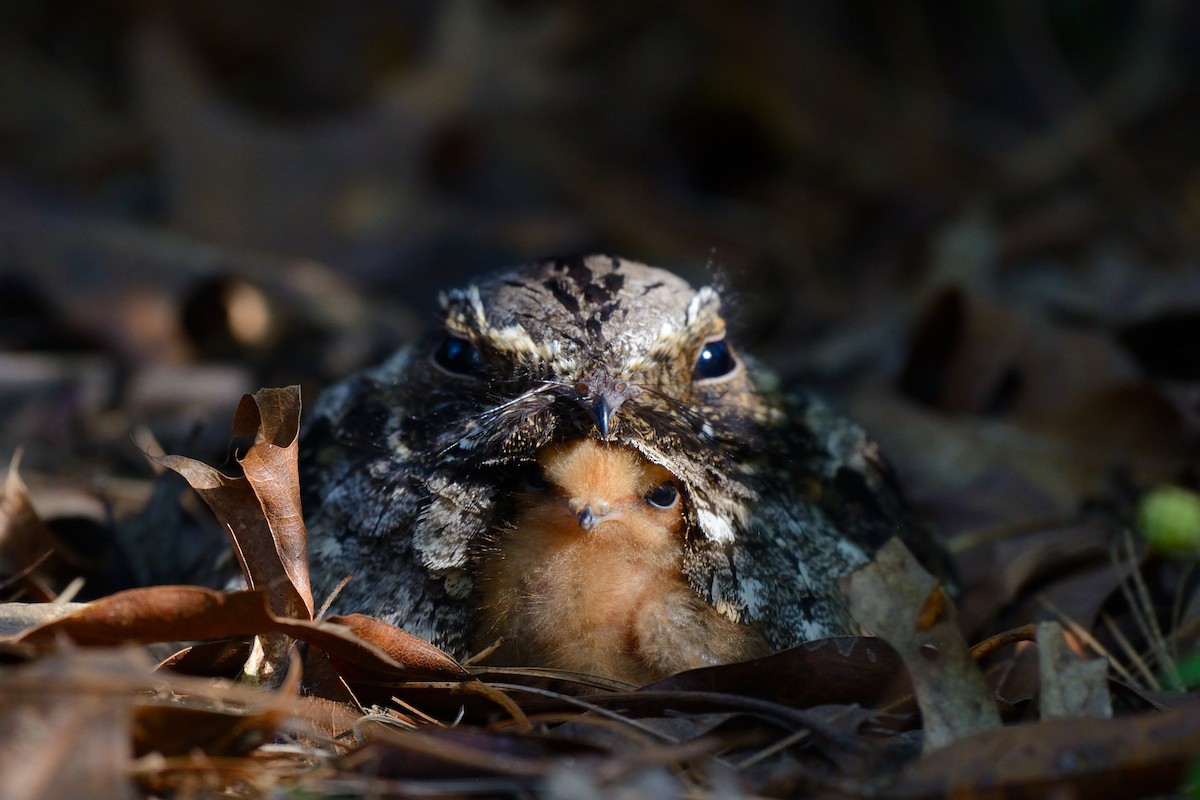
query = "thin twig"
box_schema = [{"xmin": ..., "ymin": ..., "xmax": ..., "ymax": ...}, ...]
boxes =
[
  {"xmin": 314, "ymin": 574, "xmax": 353, "ymax": 621},
  {"xmin": 1116, "ymin": 529, "xmax": 1182, "ymax": 688},
  {"xmin": 53, "ymin": 576, "xmax": 86, "ymax": 604},
  {"xmin": 386, "ymin": 698, "xmax": 441, "ymax": 728},
  {"xmin": 969, "ymin": 623, "xmax": 1039, "ymax": 661},
  {"xmin": 735, "ymin": 727, "xmax": 813, "ymax": 772},
  {"xmin": 1168, "ymin": 561, "xmax": 1196, "ymax": 665},
  {"xmin": 463, "ymin": 636, "xmax": 505, "ymax": 666},
  {"xmin": 482, "ymin": 682, "xmax": 682, "ymax": 744},
  {"xmin": 0, "ymin": 550, "xmax": 54, "ymax": 592},
  {"xmin": 1101, "ymin": 612, "xmax": 1160, "ymax": 691},
  {"xmin": 469, "ymin": 664, "xmax": 636, "ymax": 692}
]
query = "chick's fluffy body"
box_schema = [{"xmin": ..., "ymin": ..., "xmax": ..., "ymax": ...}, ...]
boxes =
[
  {"xmin": 477, "ymin": 439, "xmax": 767, "ymax": 683},
  {"xmin": 302, "ymin": 255, "xmax": 944, "ymax": 669}
]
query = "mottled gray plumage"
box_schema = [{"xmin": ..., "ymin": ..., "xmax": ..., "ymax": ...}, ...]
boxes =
[{"xmin": 302, "ymin": 255, "xmax": 944, "ymax": 659}]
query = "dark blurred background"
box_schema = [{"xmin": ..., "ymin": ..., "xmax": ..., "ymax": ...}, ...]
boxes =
[{"xmin": 2, "ymin": 1, "xmax": 1199, "ymax": 567}]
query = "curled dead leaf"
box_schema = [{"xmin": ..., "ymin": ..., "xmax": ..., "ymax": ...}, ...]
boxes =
[
  {"xmin": 151, "ymin": 385, "xmax": 312, "ymax": 620},
  {"xmin": 0, "ymin": 454, "xmax": 85, "ymax": 601},
  {"xmin": 5, "ymin": 585, "xmax": 470, "ymax": 685}
]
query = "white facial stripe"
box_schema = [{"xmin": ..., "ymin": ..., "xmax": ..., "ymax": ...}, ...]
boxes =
[
  {"xmin": 686, "ymin": 286, "xmax": 721, "ymax": 326},
  {"xmin": 441, "ymin": 284, "xmax": 726, "ymax": 383}
]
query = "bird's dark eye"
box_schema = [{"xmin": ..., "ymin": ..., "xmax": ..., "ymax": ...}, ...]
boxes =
[
  {"xmin": 645, "ymin": 482, "xmax": 679, "ymax": 509},
  {"xmin": 694, "ymin": 339, "xmax": 736, "ymax": 380},
  {"xmin": 434, "ymin": 335, "xmax": 483, "ymax": 376}
]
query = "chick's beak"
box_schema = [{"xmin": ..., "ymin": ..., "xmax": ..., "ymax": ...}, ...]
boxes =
[{"xmin": 569, "ymin": 497, "xmax": 611, "ymax": 532}]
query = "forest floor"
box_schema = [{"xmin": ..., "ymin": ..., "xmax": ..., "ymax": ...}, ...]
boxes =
[{"xmin": 2, "ymin": 3, "xmax": 1200, "ymax": 797}]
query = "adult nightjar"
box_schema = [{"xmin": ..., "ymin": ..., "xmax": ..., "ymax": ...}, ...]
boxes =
[{"xmin": 302, "ymin": 255, "xmax": 946, "ymax": 681}]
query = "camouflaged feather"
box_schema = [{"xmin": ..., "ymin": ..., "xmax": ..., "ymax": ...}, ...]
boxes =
[{"xmin": 301, "ymin": 255, "xmax": 941, "ymax": 657}]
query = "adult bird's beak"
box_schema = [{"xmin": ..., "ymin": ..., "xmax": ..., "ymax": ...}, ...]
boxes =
[{"xmin": 574, "ymin": 375, "xmax": 640, "ymax": 439}]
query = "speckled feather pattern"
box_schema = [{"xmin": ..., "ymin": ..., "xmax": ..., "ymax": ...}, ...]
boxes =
[{"xmin": 301, "ymin": 256, "xmax": 942, "ymax": 659}]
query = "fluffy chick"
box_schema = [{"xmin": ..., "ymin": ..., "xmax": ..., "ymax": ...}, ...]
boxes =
[{"xmin": 475, "ymin": 438, "xmax": 768, "ymax": 684}]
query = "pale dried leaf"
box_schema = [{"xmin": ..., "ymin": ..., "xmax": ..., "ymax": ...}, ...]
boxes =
[
  {"xmin": 0, "ymin": 601, "xmax": 85, "ymax": 637},
  {"xmin": 843, "ymin": 538, "xmax": 1000, "ymax": 752},
  {"xmin": 1036, "ymin": 620, "xmax": 1113, "ymax": 719}
]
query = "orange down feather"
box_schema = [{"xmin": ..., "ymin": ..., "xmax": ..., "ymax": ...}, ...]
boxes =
[{"xmin": 474, "ymin": 438, "xmax": 768, "ymax": 684}]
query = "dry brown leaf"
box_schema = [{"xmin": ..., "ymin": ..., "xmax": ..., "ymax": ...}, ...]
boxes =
[
  {"xmin": 133, "ymin": 652, "xmax": 300, "ymax": 758},
  {"xmin": 346, "ymin": 720, "xmax": 590, "ymax": 781},
  {"xmin": 870, "ymin": 286, "xmax": 1192, "ymax": 545},
  {"xmin": 900, "ymin": 286, "xmax": 1140, "ymax": 420},
  {"xmin": 325, "ymin": 612, "xmax": 473, "ymax": 681},
  {"xmin": 156, "ymin": 639, "xmax": 251, "ymax": 676},
  {"xmin": 291, "ymin": 694, "xmax": 363, "ymax": 744},
  {"xmin": 843, "ymin": 538, "xmax": 1000, "ymax": 752},
  {"xmin": 6, "ymin": 585, "xmax": 470, "ymax": 685},
  {"xmin": 11, "ymin": 586, "xmax": 278, "ymax": 646},
  {"xmin": 132, "ymin": 704, "xmax": 278, "ymax": 758},
  {"xmin": 298, "ymin": 644, "xmax": 362, "ymax": 710},
  {"xmin": 891, "ymin": 708, "xmax": 1200, "ymax": 799},
  {"xmin": 0, "ymin": 648, "xmax": 143, "ymax": 800},
  {"xmin": 0, "ymin": 643, "xmax": 331, "ymax": 795},
  {"xmin": 954, "ymin": 521, "xmax": 1120, "ymax": 640},
  {"xmin": 230, "ymin": 386, "xmax": 311, "ymax": 616},
  {"xmin": 152, "ymin": 385, "xmax": 312, "ymax": 620},
  {"xmin": 647, "ymin": 635, "xmax": 911, "ymax": 711},
  {"xmin": 0, "ymin": 455, "xmax": 81, "ymax": 601}
]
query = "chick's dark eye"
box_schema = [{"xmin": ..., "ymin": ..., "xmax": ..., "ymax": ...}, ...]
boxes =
[
  {"xmin": 646, "ymin": 482, "xmax": 679, "ymax": 509},
  {"xmin": 694, "ymin": 339, "xmax": 736, "ymax": 380},
  {"xmin": 434, "ymin": 335, "xmax": 483, "ymax": 376},
  {"xmin": 524, "ymin": 464, "xmax": 550, "ymax": 491}
]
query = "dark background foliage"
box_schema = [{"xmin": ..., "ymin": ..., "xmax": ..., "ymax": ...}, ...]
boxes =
[{"xmin": 1, "ymin": 0, "xmax": 1198, "ymax": 582}]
